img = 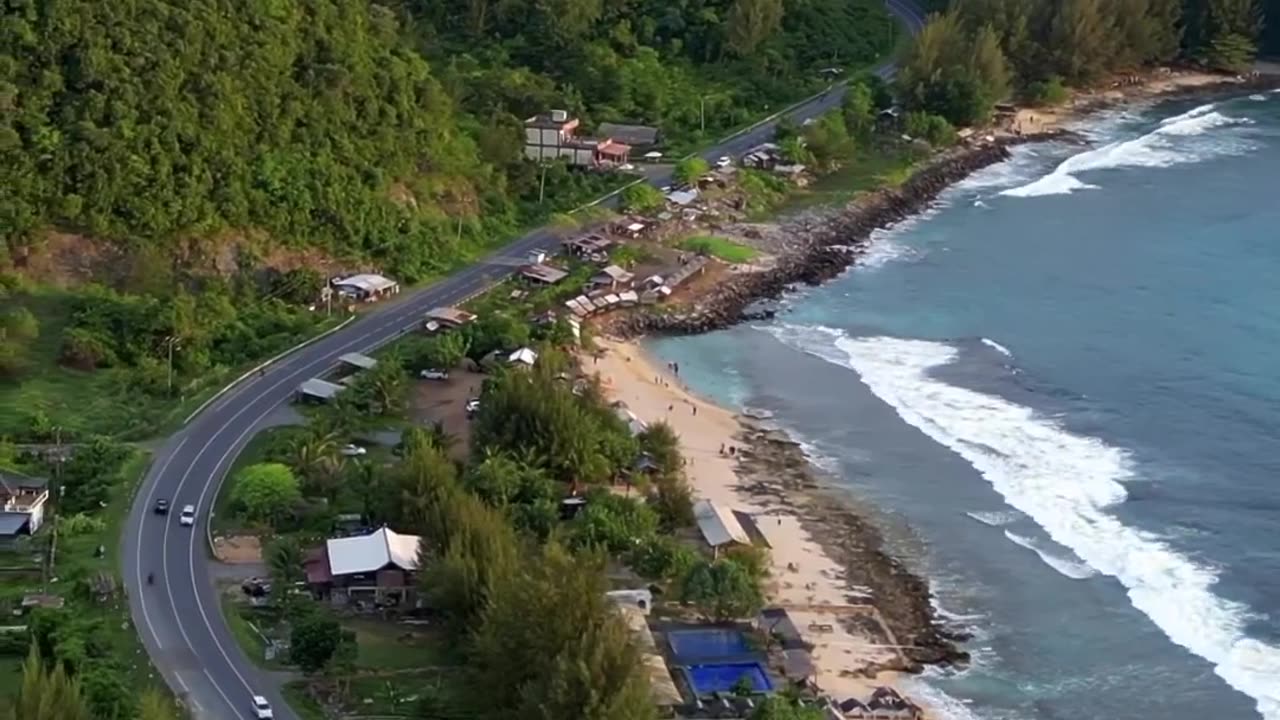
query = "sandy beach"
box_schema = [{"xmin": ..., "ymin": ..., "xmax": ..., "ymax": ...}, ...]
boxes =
[{"xmin": 588, "ymin": 337, "xmax": 920, "ymax": 707}]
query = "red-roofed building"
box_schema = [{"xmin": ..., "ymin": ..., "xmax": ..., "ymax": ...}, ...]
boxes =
[{"xmin": 524, "ymin": 110, "xmax": 631, "ymax": 168}]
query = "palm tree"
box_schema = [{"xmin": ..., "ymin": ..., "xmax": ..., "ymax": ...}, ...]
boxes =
[{"xmin": 288, "ymin": 428, "xmax": 343, "ymax": 499}]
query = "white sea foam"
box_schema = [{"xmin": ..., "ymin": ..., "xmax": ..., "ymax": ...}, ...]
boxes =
[
  {"xmin": 1003, "ymin": 530, "xmax": 1096, "ymax": 580},
  {"xmin": 1249, "ymin": 94, "xmax": 1267, "ymax": 102},
  {"xmin": 965, "ymin": 510, "xmax": 1021, "ymax": 527},
  {"xmin": 1159, "ymin": 102, "xmax": 1217, "ymax": 125},
  {"xmin": 899, "ymin": 677, "xmax": 992, "ymax": 720},
  {"xmin": 765, "ymin": 325, "xmax": 1280, "ymax": 720},
  {"xmin": 1002, "ymin": 108, "xmax": 1255, "ymax": 198},
  {"xmin": 980, "ymin": 338, "xmax": 1012, "ymax": 357}
]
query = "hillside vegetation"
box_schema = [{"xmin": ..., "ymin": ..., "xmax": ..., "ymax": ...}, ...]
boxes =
[
  {"xmin": 0, "ymin": 0, "xmax": 898, "ymax": 439},
  {"xmin": 898, "ymin": 0, "xmax": 1277, "ymax": 128}
]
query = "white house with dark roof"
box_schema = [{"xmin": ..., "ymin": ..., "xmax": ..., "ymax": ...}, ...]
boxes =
[
  {"xmin": 0, "ymin": 471, "xmax": 49, "ymax": 540},
  {"xmin": 304, "ymin": 526, "xmax": 423, "ymax": 606}
]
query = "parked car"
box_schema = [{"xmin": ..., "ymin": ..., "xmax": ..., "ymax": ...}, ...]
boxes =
[
  {"xmin": 339, "ymin": 444, "xmax": 367, "ymax": 457},
  {"xmin": 251, "ymin": 695, "xmax": 273, "ymax": 719},
  {"xmin": 619, "ymin": 163, "xmax": 636, "ymax": 171},
  {"xmin": 465, "ymin": 398, "xmax": 481, "ymax": 416},
  {"xmin": 715, "ymin": 155, "xmax": 733, "ymax": 168},
  {"xmin": 419, "ymin": 369, "xmax": 449, "ymax": 381},
  {"xmin": 153, "ymin": 498, "xmax": 170, "ymax": 515},
  {"xmin": 527, "ymin": 248, "xmax": 548, "ymax": 264},
  {"xmin": 178, "ymin": 505, "xmax": 196, "ymax": 527},
  {"xmin": 241, "ymin": 578, "xmax": 272, "ymax": 598}
]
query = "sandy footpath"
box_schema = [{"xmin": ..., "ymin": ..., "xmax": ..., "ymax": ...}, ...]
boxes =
[{"xmin": 588, "ymin": 338, "xmax": 913, "ymax": 706}]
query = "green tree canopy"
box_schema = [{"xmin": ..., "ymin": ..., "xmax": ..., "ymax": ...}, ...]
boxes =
[
  {"xmin": 231, "ymin": 462, "xmax": 302, "ymax": 526},
  {"xmin": 680, "ymin": 558, "xmax": 765, "ymax": 621},
  {"xmin": 290, "ymin": 612, "xmax": 344, "ymax": 674},
  {"xmin": 674, "ymin": 157, "xmax": 711, "ymax": 185},
  {"xmin": 620, "ymin": 183, "xmax": 665, "ymax": 214},
  {"xmin": 12, "ymin": 645, "xmax": 90, "ymax": 720},
  {"xmin": 469, "ymin": 542, "xmax": 654, "ymax": 720}
]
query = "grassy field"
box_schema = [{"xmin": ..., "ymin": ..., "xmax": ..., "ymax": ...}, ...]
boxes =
[
  {"xmin": 0, "ymin": 288, "xmax": 340, "ymax": 442},
  {"xmin": 679, "ymin": 235, "xmax": 759, "ymax": 263},
  {"xmin": 778, "ymin": 144, "xmax": 928, "ymax": 213}
]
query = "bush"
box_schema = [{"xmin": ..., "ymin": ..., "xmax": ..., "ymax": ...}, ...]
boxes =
[
  {"xmin": 230, "ymin": 462, "xmax": 302, "ymax": 527},
  {"xmin": 1025, "ymin": 76, "xmax": 1069, "ymax": 105},
  {"xmin": 904, "ymin": 111, "xmax": 956, "ymax": 147},
  {"xmin": 627, "ymin": 535, "xmax": 698, "ymax": 580},
  {"xmin": 620, "ymin": 183, "xmax": 664, "ymax": 213}
]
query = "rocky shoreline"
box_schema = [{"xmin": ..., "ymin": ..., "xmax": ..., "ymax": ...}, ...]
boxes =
[
  {"xmin": 601, "ymin": 135, "xmax": 1062, "ymax": 338},
  {"xmin": 734, "ymin": 419, "xmax": 973, "ymax": 672}
]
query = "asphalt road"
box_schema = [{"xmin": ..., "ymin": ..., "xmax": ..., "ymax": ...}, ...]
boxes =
[{"xmin": 121, "ymin": 2, "xmax": 925, "ymax": 717}]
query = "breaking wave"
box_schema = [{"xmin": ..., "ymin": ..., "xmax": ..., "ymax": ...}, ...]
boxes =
[
  {"xmin": 965, "ymin": 510, "xmax": 1021, "ymax": 527},
  {"xmin": 980, "ymin": 338, "xmax": 1012, "ymax": 357},
  {"xmin": 764, "ymin": 324, "xmax": 1280, "ymax": 720},
  {"xmin": 1003, "ymin": 530, "xmax": 1096, "ymax": 580},
  {"xmin": 1002, "ymin": 104, "xmax": 1256, "ymax": 197}
]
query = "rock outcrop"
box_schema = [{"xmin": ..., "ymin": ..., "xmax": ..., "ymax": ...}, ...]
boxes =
[{"xmin": 604, "ymin": 140, "xmax": 1020, "ymax": 338}]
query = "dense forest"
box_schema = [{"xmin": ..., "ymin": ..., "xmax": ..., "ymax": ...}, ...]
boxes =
[
  {"xmin": 1, "ymin": 0, "xmax": 898, "ymax": 276},
  {"xmin": 0, "ymin": 0, "xmax": 898, "ymax": 439},
  {"xmin": 901, "ymin": 0, "xmax": 1274, "ymax": 125}
]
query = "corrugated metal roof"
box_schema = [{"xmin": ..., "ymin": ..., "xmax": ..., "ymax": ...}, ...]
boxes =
[
  {"xmin": 298, "ymin": 378, "xmax": 345, "ymax": 400},
  {"xmin": 325, "ymin": 526, "xmax": 421, "ymax": 576},
  {"xmin": 338, "ymin": 352, "xmax": 378, "ymax": 370},
  {"xmin": 694, "ymin": 499, "xmax": 750, "ymax": 547}
]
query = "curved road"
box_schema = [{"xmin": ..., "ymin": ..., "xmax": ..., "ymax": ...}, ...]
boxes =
[{"xmin": 122, "ymin": 2, "xmax": 925, "ymax": 717}]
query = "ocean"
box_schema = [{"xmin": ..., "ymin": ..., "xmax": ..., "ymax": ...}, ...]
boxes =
[{"xmin": 649, "ymin": 88, "xmax": 1280, "ymax": 720}]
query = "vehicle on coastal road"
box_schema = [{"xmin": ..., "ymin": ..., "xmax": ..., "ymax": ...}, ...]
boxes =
[
  {"xmin": 121, "ymin": 2, "xmax": 928, "ymax": 715},
  {"xmin": 465, "ymin": 398, "xmax": 480, "ymax": 416},
  {"xmin": 420, "ymin": 369, "xmax": 449, "ymax": 380},
  {"xmin": 715, "ymin": 155, "xmax": 732, "ymax": 168},
  {"xmin": 339, "ymin": 444, "xmax": 367, "ymax": 457},
  {"xmin": 251, "ymin": 695, "xmax": 274, "ymax": 719},
  {"xmin": 153, "ymin": 498, "xmax": 169, "ymax": 515},
  {"xmin": 178, "ymin": 504, "xmax": 196, "ymax": 526}
]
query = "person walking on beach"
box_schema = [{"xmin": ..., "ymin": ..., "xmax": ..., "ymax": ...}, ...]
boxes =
[{"xmin": 692, "ymin": 405, "xmax": 697, "ymax": 416}]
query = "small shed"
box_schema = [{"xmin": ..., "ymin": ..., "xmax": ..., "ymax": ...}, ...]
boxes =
[
  {"xmin": 508, "ymin": 347, "xmax": 538, "ymax": 367},
  {"xmin": 590, "ymin": 265, "xmax": 634, "ymax": 290},
  {"xmin": 694, "ymin": 499, "xmax": 750, "ymax": 557},
  {"xmin": 520, "ymin": 264, "xmax": 569, "ymax": 285},
  {"xmin": 424, "ymin": 306, "xmax": 477, "ymax": 333},
  {"xmin": 332, "ymin": 274, "xmax": 399, "ymax": 301},
  {"xmin": 297, "ymin": 378, "xmax": 345, "ymax": 403},
  {"xmin": 338, "ymin": 352, "xmax": 378, "ymax": 372},
  {"xmin": 666, "ymin": 189, "xmax": 699, "ymax": 206}
]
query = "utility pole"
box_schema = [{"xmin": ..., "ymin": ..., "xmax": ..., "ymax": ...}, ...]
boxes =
[
  {"xmin": 165, "ymin": 336, "xmax": 179, "ymax": 396},
  {"xmin": 538, "ymin": 164, "xmax": 548, "ymax": 204},
  {"xmin": 700, "ymin": 97, "xmax": 706, "ymax": 134}
]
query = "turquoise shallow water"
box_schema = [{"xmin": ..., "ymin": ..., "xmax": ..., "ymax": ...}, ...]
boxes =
[{"xmin": 650, "ymin": 90, "xmax": 1280, "ymax": 720}]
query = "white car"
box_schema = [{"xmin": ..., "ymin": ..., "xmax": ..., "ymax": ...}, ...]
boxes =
[
  {"xmin": 178, "ymin": 505, "xmax": 196, "ymax": 527},
  {"xmin": 715, "ymin": 155, "xmax": 733, "ymax": 168},
  {"xmin": 251, "ymin": 695, "xmax": 273, "ymax": 719},
  {"xmin": 339, "ymin": 444, "xmax": 367, "ymax": 457},
  {"xmin": 420, "ymin": 369, "xmax": 449, "ymax": 380},
  {"xmin": 465, "ymin": 398, "xmax": 481, "ymax": 415},
  {"xmin": 619, "ymin": 163, "xmax": 636, "ymax": 171}
]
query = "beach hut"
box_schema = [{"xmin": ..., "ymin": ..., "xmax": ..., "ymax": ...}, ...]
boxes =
[{"xmin": 693, "ymin": 499, "xmax": 751, "ymax": 558}]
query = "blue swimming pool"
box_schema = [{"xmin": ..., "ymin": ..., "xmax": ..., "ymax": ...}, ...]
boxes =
[
  {"xmin": 667, "ymin": 628, "xmax": 751, "ymax": 662},
  {"xmin": 683, "ymin": 662, "xmax": 774, "ymax": 695}
]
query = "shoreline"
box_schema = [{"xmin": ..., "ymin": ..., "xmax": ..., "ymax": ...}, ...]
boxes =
[
  {"xmin": 600, "ymin": 70, "xmax": 1280, "ymax": 340},
  {"xmin": 584, "ymin": 70, "xmax": 1280, "ymax": 713},
  {"xmin": 588, "ymin": 338, "xmax": 959, "ymax": 710}
]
